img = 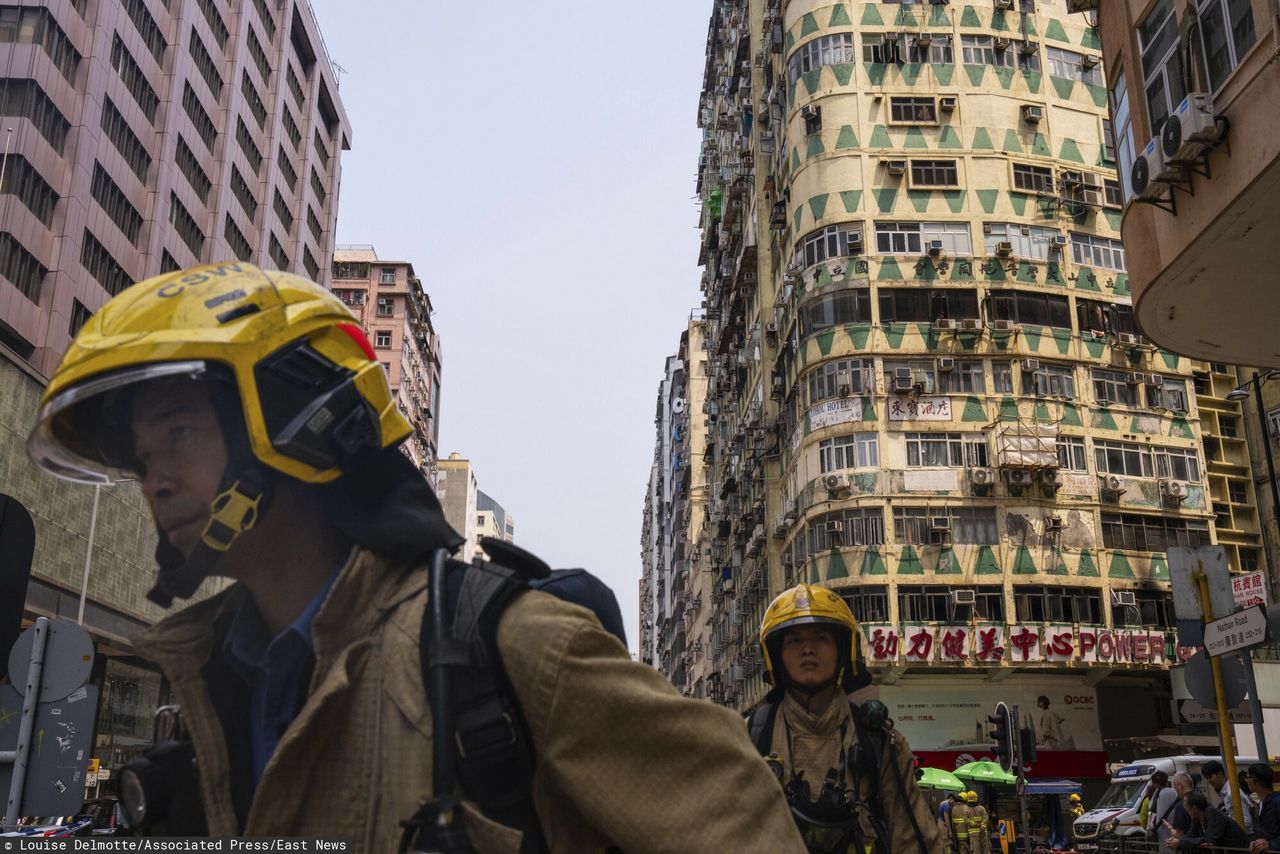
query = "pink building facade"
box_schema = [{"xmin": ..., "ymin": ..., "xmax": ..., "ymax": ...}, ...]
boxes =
[
  {"xmin": 0, "ymin": 0, "xmax": 352, "ymax": 376},
  {"xmin": 332, "ymin": 245, "xmax": 442, "ymax": 481}
]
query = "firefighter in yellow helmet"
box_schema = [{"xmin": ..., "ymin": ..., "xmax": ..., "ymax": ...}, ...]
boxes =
[
  {"xmin": 952, "ymin": 791, "xmax": 973, "ymax": 854},
  {"xmin": 1069, "ymin": 792, "xmax": 1084, "ymax": 819},
  {"xmin": 747, "ymin": 583, "xmax": 941, "ymax": 853},
  {"xmin": 967, "ymin": 791, "xmax": 992, "ymax": 854},
  {"xmin": 28, "ymin": 264, "xmax": 810, "ymax": 852}
]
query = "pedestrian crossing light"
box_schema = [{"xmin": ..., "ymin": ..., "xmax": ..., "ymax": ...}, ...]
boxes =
[{"xmin": 988, "ymin": 701, "xmax": 1015, "ymax": 773}]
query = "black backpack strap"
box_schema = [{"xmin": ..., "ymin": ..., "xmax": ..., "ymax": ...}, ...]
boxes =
[{"xmin": 748, "ymin": 701, "xmax": 779, "ymax": 755}]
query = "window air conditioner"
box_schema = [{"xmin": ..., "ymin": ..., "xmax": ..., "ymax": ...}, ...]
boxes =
[
  {"xmin": 1045, "ymin": 514, "xmax": 1065, "ymax": 530},
  {"xmin": 1161, "ymin": 479, "xmax": 1189, "ymax": 503},
  {"xmin": 1042, "ymin": 469, "xmax": 1065, "ymax": 490},
  {"xmin": 927, "ymin": 239, "xmax": 945, "ymax": 256},
  {"xmin": 1019, "ymin": 40, "xmax": 1038, "ymax": 56},
  {"xmin": 939, "ymin": 96, "xmax": 957, "ymax": 112},
  {"xmin": 1020, "ymin": 358, "xmax": 1041, "ymax": 373},
  {"xmin": 951, "ymin": 589, "xmax": 977, "ymax": 606},
  {"xmin": 1128, "ymin": 372, "xmax": 1146, "ymax": 385},
  {"xmin": 960, "ymin": 318, "xmax": 984, "ymax": 332},
  {"xmin": 1162, "ymin": 93, "xmax": 1218, "ymax": 162},
  {"xmin": 1116, "ymin": 332, "xmax": 1141, "ymax": 347},
  {"xmin": 913, "ymin": 32, "xmax": 932, "ymax": 47},
  {"xmin": 1081, "ymin": 54, "xmax": 1100, "ymax": 70},
  {"xmin": 1005, "ymin": 469, "xmax": 1036, "ymax": 487},
  {"xmin": 1099, "ymin": 474, "xmax": 1124, "ymax": 494},
  {"xmin": 929, "ymin": 516, "xmax": 951, "ymax": 532},
  {"xmin": 1051, "ymin": 235, "xmax": 1069, "ymax": 249},
  {"xmin": 938, "ymin": 356, "xmax": 956, "ymax": 371},
  {"xmin": 935, "ymin": 318, "xmax": 958, "ymax": 331},
  {"xmin": 994, "ymin": 0, "xmax": 1014, "ymax": 8},
  {"xmin": 1021, "ymin": 104, "xmax": 1044, "ymax": 124},
  {"xmin": 1111, "ymin": 590, "xmax": 1137, "ymax": 607},
  {"xmin": 969, "ymin": 467, "xmax": 995, "ymax": 486},
  {"xmin": 885, "ymin": 159, "xmax": 907, "ymax": 176},
  {"xmin": 990, "ymin": 319, "xmax": 1015, "ymax": 332},
  {"xmin": 995, "ymin": 241, "xmax": 1014, "ymax": 257},
  {"xmin": 1132, "ymin": 135, "xmax": 1177, "ymax": 201},
  {"xmin": 825, "ymin": 473, "xmax": 852, "ymax": 494}
]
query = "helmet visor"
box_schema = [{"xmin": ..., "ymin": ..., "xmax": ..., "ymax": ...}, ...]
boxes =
[{"xmin": 28, "ymin": 361, "xmax": 210, "ymax": 484}]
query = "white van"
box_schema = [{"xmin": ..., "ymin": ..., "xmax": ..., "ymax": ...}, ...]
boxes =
[{"xmin": 1072, "ymin": 754, "xmax": 1259, "ymax": 850}]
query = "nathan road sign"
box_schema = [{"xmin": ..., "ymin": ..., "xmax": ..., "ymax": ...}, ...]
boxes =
[
  {"xmin": 1204, "ymin": 605, "xmax": 1268, "ymax": 657},
  {"xmin": 1180, "ymin": 699, "xmax": 1253, "ymax": 724}
]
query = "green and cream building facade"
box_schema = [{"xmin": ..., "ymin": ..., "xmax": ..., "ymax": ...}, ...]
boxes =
[{"xmin": 675, "ymin": 0, "xmax": 1241, "ymax": 783}]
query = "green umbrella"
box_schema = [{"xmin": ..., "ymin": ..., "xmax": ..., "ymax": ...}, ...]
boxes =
[
  {"xmin": 917, "ymin": 767, "xmax": 964, "ymax": 791},
  {"xmin": 953, "ymin": 760, "xmax": 1017, "ymax": 785}
]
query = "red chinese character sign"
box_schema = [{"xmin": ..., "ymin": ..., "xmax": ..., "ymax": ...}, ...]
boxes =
[
  {"xmin": 904, "ymin": 626, "xmax": 936, "ymax": 663},
  {"xmin": 887, "ymin": 396, "xmax": 953, "ymax": 422},
  {"xmin": 859, "ymin": 625, "xmax": 1171, "ymax": 667},
  {"xmin": 1232, "ymin": 571, "xmax": 1268, "ymax": 609}
]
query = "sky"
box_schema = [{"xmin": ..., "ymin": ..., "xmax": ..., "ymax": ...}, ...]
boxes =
[{"xmin": 308, "ymin": 1, "xmax": 713, "ymax": 650}]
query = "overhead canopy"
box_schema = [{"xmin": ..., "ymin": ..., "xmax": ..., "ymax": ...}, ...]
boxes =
[
  {"xmin": 918, "ymin": 767, "xmax": 964, "ymax": 792},
  {"xmin": 1024, "ymin": 779, "xmax": 1083, "ymax": 796},
  {"xmin": 954, "ymin": 760, "xmax": 1017, "ymax": 785}
]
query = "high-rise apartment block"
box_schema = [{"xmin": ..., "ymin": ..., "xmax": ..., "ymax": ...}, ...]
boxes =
[
  {"xmin": 477, "ymin": 490, "xmax": 515, "ymax": 545},
  {"xmin": 647, "ymin": 0, "xmax": 1254, "ymax": 796},
  {"xmin": 331, "ymin": 245, "xmax": 442, "ymax": 479},
  {"xmin": 0, "ymin": 0, "xmax": 351, "ymax": 378},
  {"xmin": 437, "ymin": 452, "xmax": 480, "ymax": 562}
]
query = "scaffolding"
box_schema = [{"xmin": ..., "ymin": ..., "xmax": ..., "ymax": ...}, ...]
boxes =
[{"xmin": 994, "ymin": 421, "xmax": 1060, "ymax": 469}]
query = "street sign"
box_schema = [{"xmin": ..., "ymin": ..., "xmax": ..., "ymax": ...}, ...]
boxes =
[
  {"xmin": 1185, "ymin": 650, "xmax": 1247, "ymax": 708},
  {"xmin": 1169, "ymin": 546, "xmax": 1235, "ymax": 623},
  {"xmin": 7, "ymin": 618, "xmax": 94, "ymax": 701},
  {"xmin": 1180, "ymin": 699, "xmax": 1253, "ymax": 724},
  {"xmin": 1233, "ymin": 571, "xmax": 1269, "ymax": 609},
  {"xmin": 1204, "ymin": 606, "xmax": 1269, "ymax": 657},
  {"xmin": 0, "ymin": 683, "xmax": 98, "ymax": 816}
]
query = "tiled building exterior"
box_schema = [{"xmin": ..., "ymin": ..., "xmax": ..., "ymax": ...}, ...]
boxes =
[
  {"xmin": 331, "ymin": 245, "xmax": 442, "ymax": 481},
  {"xmin": 653, "ymin": 0, "xmax": 1253, "ymax": 790},
  {"xmin": 0, "ymin": 0, "xmax": 351, "ymax": 379}
]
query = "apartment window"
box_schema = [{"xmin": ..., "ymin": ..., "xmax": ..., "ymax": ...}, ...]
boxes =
[
  {"xmin": 302, "ymin": 245, "xmax": 320, "ymax": 281},
  {"xmin": 282, "ymin": 107, "xmax": 301, "ymax": 151},
  {"xmin": 333, "ymin": 261, "xmax": 370, "ymax": 280},
  {"xmin": 1101, "ymin": 118, "xmax": 1116, "ymax": 163},
  {"xmin": 269, "ymin": 232, "xmax": 289, "ymax": 269},
  {"xmin": 796, "ymin": 224, "xmax": 864, "ymax": 268},
  {"xmin": 195, "ymin": 0, "xmax": 229, "ymax": 49},
  {"xmin": 989, "ymin": 290, "xmax": 1072, "ymax": 328},
  {"xmin": 286, "ymin": 63, "xmax": 305, "ymax": 109},
  {"xmin": 253, "ymin": 0, "xmax": 277, "ymax": 42},
  {"xmin": 121, "ymin": 0, "xmax": 164, "ymax": 63},
  {"xmin": 230, "ymin": 165, "xmax": 258, "ymax": 219},
  {"xmin": 1220, "ymin": 416, "xmax": 1239, "ymax": 438},
  {"xmin": 905, "ymin": 433, "xmax": 990, "ymax": 468},
  {"xmin": 1023, "ymin": 361, "xmax": 1077, "ymax": 397},
  {"xmin": 889, "ymin": 96, "xmax": 937, "ymax": 124},
  {"xmin": 938, "ymin": 360, "xmax": 985, "ymax": 394},
  {"xmin": 1012, "ymin": 163, "xmax": 1055, "ymax": 193},
  {"xmin": 1070, "ymin": 233, "xmax": 1126, "ymax": 270},
  {"xmin": 307, "ymin": 206, "xmax": 323, "ymax": 244},
  {"xmin": 1093, "ymin": 370, "xmax": 1139, "ymax": 406},
  {"xmin": 993, "ymin": 362, "xmax": 1014, "ymax": 394},
  {"xmin": 842, "ymin": 587, "xmax": 891, "ymax": 623},
  {"xmin": 1115, "ymin": 590, "xmax": 1176, "ymax": 628},
  {"xmin": 68, "ymin": 298, "xmax": 92, "ymax": 337},
  {"xmin": 1198, "ymin": 0, "xmax": 1256, "ymax": 92},
  {"xmin": 961, "ymin": 34, "xmax": 1016, "ymax": 68},
  {"xmin": 0, "ymin": 156, "xmax": 56, "ymax": 226},
  {"xmin": 374, "ymin": 330, "xmax": 392, "ymax": 348},
  {"xmin": 819, "ymin": 434, "xmax": 879, "ymax": 472},
  {"xmin": 1156, "ymin": 446, "xmax": 1201, "ymax": 481},
  {"xmin": 169, "ymin": 192, "xmax": 204, "ymax": 256},
  {"xmin": 377, "ymin": 296, "xmax": 395, "ymax": 317},
  {"xmin": 188, "ymin": 30, "xmax": 223, "ymax": 98},
  {"xmin": 863, "ymin": 33, "xmax": 901, "ymax": 64},
  {"xmin": 273, "ymin": 189, "xmax": 294, "ymax": 232},
  {"xmin": 983, "ymin": 223, "xmax": 1060, "ymax": 260},
  {"xmin": 310, "ymin": 168, "xmax": 327, "ymax": 206},
  {"xmin": 875, "ymin": 221, "xmax": 972, "ymax": 255},
  {"xmin": 788, "ymin": 33, "xmax": 855, "ymax": 84},
  {"xmin": 799, "ymin": 288, "xmax": 872, "ymax": 336},
  {"xmin": 314, "ymin": 130, "xmax": 332, "ymax": 168},
  {"xmin": 1240, "ymin": 547, "xmax": 1261, "ymax": 572},
  {"xmin": 101, "ymin": 98, "xmax": 151, "ymax": 182},
  {"xmin": 0, "ymin": 231, "xmax": 45, "ymax": 302},
  {"xmin": 1111, "ymin": 72, "xmax": 1137, "ymax": 201},
  {"xmin": 1046, "ymin": 46, "xmax": 1102, "ymax": 85},
  {"xmin": 1015, "ymin": 586, "xmax": 1102, "ymax": 624},
  {"xmin": 910, "ymin": 160, "xmax": 958, "ymax": 187},
  {"xmin": 223, "ymin": 213, "xmax": 251, "ymax": 260},
  {"xmin": 1103, "ymin": 177, "xmax": 1123, "ymax": 208},
  {"xmin": 807, "ymin": 358, "xmax": 874, "ymax": 403},
  {"xmin": 880, "ymin": 287, "xmax": 979, "ymax": 323},
  {"xmin": 898, "ymin": 585, "xmax": 1003, "ymax": 622},
  {"xmin": 334, "ymin": 288, "xmax": 364, "ymax": 306},
  {"xmin": 1057, "ymin": 435, "xmax": 1087, "ymax": 471},
  {"xmin": 110, "ymin": 34, "xmax": 158, "ymax": 122},
  {"xmin": 908, "ymin": 33, "xmax": 953, "ymax": 64},
  {"xmin": 806, "ymin": 508, "xmax": 886, "ymax": 552},
  {"xmin": 0, "ymin": 8, "xmax": 80, "ymax": 84},
  {"xmin": 1138, "ymin": 0, "xmax": 1187, "ymax": 133},
  {"xmin": 242, "ymin": 72, "xmax": 266, "ymax": 127},
  {"xmin": 885, "ymin": 359, "xmax": 937, "ymax": 394},
  {"xmin": 373, "ymin": 267, "xmax": 395, "ymax": 286},
  {"xmin": 160, "ymin": 249, "xmax": 180, "ymax": 273},
  {"xmin": 278, "ymin": 148, "xmax": 298, "ymax": 191},
  {"xmin": 894, "ymin": 506, "xmax": 998, "ymax": 544},
  {"xmin": 90, "ymin": 163, "xmax": 143, "ymax": 244},
  {"xmin": 0, "ymin": 80, "xmax": 69, "ymax": 154},
  {"xmin": 1101, "ymin": 512, "xmax": 1211, "ymax": 551},
  {"xmin": 174, "ymin": 136, "xmax": 211, "ymax": 203},
  {"xmin": 1269, "ymin": 408, "xmax": 1280, "ymax": 437},
  {"xmin": 247, "ymin": 26, "xmax": 271, "ymax": 81},
  {"xmin": 236, "ymin": 117, "xmax": 264, "ymax": 175},
  {"xmin": 1154, "ymin": 378, "xmax": 1190, "ymax": 412},
  {"xmin": 182, "ymin": 82, "xmax": 217, "ymax": 151},
  {"xmin": 80, "ymin": 229, "xmax": 131, "ymax": 296},
  {"xmin": 1095, "ymin": 439, "xmax": 1153, "ymax": 477}
]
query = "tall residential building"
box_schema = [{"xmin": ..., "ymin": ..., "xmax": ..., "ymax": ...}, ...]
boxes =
[
  {"xmin": 331, "ymin": 245, "xmax": 443, "ymax": 480},
  {"xmin": 437, "ymin": 452, "xmax": 480, "ymax": 562},
  {"xmin": 0, "ymin": 0, "xmax": 351, "ymax": 379},
  {"xmin": 1090, "ymin": 0, "xmax": 1280, "ymax": 368},
  {"xmin": 664, "ymin": 0, "xmax": 1232, "ymax": 794},
  {"xmin": 640, "ymin": 355, "xmax": 683, "ymax": 671},
  {"xmin": 476, "ymin": 490, "xmax": 514, "ymax": 545}
]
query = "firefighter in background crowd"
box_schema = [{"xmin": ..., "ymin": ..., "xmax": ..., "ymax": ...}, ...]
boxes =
[
  {"xmin": 951, "ymin": 790, "xmax": 973, "ymax": 854},
  {"xmin": 748, "ymin": 583, "xmax": 940, "ymax": 853},
  {"xmin": 967, "ymin": 791, "xmax": 992, "ymax": 854},
  {"xmin": 1069, "ymin": 793, "xmax": 1084, "ymax": 820}
]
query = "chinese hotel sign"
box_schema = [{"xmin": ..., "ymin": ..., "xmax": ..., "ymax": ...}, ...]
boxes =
[{"xmin": 862, "ymin": 624, "xmax": 1172, "ymax": 667}]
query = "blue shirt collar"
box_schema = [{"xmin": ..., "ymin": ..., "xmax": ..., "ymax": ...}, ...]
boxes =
[{"xmin": 223, "ymin": 559, "xmax": 345, "ymax": 669}]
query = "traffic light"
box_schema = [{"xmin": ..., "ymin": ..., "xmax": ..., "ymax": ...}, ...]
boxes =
[
  {"xmin": 1019, "ymin": 726, "xmax": 1037, "ymax": 765},
  {"xmin": 987, "ymin": 701, "xmax": 1015, "ymax": 773}
]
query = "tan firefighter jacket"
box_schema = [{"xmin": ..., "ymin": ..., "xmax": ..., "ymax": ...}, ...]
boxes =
[
  {"xmin": 131, "ymin": 547, "xmax": 806, "ymax": 853},
  {"xmin": 766, "ymin": 692, "xmax": 942, "ymax": 852}
]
